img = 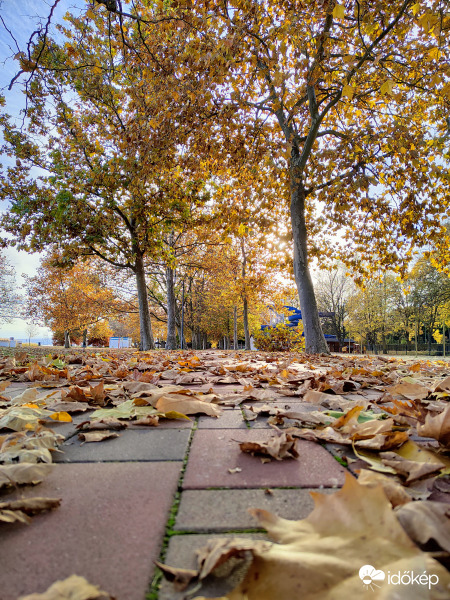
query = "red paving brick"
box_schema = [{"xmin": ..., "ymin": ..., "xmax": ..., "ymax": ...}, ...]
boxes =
[
  {"xmin": 0, "ymin": 462, "xmax": 181, "ymax": 600},
  {"xmin": 183, "ymin": 428, "xmax": 347, "ymax": 489}
]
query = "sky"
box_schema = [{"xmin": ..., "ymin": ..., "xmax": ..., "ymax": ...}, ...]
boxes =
[{"xmin": 0, "ymin": 0, "xmax": 84, "ymax": 339}]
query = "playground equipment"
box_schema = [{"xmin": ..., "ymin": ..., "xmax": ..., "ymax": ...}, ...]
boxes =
[{"xmin": 261, "ymin": 305, "xmax": 335, "ymax": 331}]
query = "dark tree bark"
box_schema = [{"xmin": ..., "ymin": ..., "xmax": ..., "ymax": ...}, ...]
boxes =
[
  {"xmin": 243, "ymin": 297, "xmax": 250, "ymax": 351},
  {"xmin": 290, "ymin": 179, "xmax": 329, "ymax": 354},
  {"xmin": 166, "ymin": 266, "xmax": 177, "ymax": 349},
  {"xmin": 233, "ymin": 305, "xmax": 238, "ymax": 350},
  {"xmin": 64, "ymin": 330, "xmax": 70, "ymax": 348},
  {"xmin": 134, "ymin": 253, "xmax": 154, "ymax": 350}
]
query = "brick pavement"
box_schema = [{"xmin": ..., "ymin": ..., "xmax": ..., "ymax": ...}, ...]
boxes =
[{"xmin": 0, "ymin": 381, "xmax": 351, "ymax": 600}]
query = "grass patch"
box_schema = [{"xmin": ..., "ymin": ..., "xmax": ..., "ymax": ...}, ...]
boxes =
[{"xmin": 333, "ymin": 455, "xmax": 348, "ymax": 467}]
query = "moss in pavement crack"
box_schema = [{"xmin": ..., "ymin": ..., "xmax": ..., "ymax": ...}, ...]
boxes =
[{"xmin": 146, "ymin": 420, "xmax": 197, "ymax": 600}]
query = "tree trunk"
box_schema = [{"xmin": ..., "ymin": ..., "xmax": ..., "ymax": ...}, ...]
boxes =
[
  {"xmin": 233, "ymin": 306, "xmax": 238, "ymax": 350},
  {"xmin": 82, "ymin": 329, "xmax": 87, "ymax": 348},
  {"xmin": 243, "ymin": 297, "xmax": 251, "ymax": 350},
  {"xmin": 64, "ymin": 330, "xmax": 70, "ymax": 349},
  {"xmin": 166, "ymin": 266, "xmax": 177, "ymax": 350},
  {"xmin": 290, "ymin": 182, "xmax": 329, "ymax": 354},
  {"xmin": 134, "ymin": 253, "xmax": 154, "ymax": 350}
]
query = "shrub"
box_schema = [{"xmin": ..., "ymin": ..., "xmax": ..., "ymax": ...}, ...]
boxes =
[{"xmin": 253, "ymin": 323, "xmax": 305, "ymax": 352}]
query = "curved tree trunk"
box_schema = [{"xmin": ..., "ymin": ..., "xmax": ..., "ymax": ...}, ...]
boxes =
[
  {"xmin": 166, "ymin": 266, "xmax": 177, "ymax": 350},
  {"xmin": 135, "ymin": 253, "xmax": 154, "ymax": 351},
  {"xmin": 64, "ymin": 330, "xmax": 70, "ymax": 349},
  {"xmin": 290, "ymin": 182, "xmax": 329, "ymax": 354}
]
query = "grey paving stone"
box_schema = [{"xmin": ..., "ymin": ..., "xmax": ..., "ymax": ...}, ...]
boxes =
[
  {"xmin": 174, "ymin": 488, "xmax": 335, "ymax": 532},
  {"xmin": 54, "ymin": 428, "xmax": 191, "ymax": 462},
  {"xmin": 183, "ymin": 429, "xmax": 347, "ymax": 490},
  {"xmin": 0, "ymin": 462, "xmax": 181, "ymax": 600},
  {"xmin": 197, "ymin": 408, "xmax": 247, "ymax": 429},
  {"xmin": 158, "ymin": 533, "xmax": 267, "ymax": 600}
]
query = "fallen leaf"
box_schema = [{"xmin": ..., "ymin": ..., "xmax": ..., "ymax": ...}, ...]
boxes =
[
  {"xmin": 0, "ymin": 463, "xmax": 54, "ymax": 491},
  {"xmin": 417, "ymin": 404, "xmax": 450, "ymax": 447},
  {"xmin": 76, "ymin": 418, "xmax": 127, "ymax": 431},
  {"xmin": 155, "ymin": 395, "xmax": 222, "ymax": 417},
  {"xmin": 78, "ymin": 431, "xmax": 120, "ymax": 443},
  {"xmin": 395, "ymin": 501, "xmax": 450, "ymax": 553},
  {"xmin": 357, "ymin": 468, "xmax": 411, "ymax": 507},
  {"xmin": 0, "ymin": 496, "xmax": 61, "ymax": 523},
  {"xmin": 154, "ymin": 561, "xmax": 198, "ymax": 591},
  {"xmin": 49, "ymin": 411, "xmax": 72, "ymax": 423},
  {"xmin": 380, "ymin": 451, "xmax": 445, "ymax": 484},
  {"xmin": 238, "ymin": 431, "xmax": 299, "ymax": 461},
  {"xmin": 389, "ymin": 382, "xmax": 429, "ymax": 400},
  {"xmin": 18, "ymin": 574, "xmax": 114, "ymax": 599}
]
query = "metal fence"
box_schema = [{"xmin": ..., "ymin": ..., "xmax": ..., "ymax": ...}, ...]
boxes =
[{"xmin": 364, "ymin": 343, "xmax": 450, "ymax": 357}]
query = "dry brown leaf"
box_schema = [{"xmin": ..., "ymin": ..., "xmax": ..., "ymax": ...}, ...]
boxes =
[
  {"xmin": 78, "ymin": 431, "xmax": 121, "ymax": 443},
  {"xmin": 89, "ymin": 381, "xmax": 106, "ymax": 405},
  {"xmin": 123, "ymin": 381, "xmax": 158, "ymax": 394},
  {"xmin": 357, "ymin": 468, "xmax": 411, "ymax": 507},
  {"xmin": 47, "ymin": 402, "xmax": 90, "ymax": 414},
  {"xmin": 10, "ymin": 388, "xmax": 38, "ymax": 405},
  {"xmin": 61, "ymin": 386, "xmax": 90, "ymax": 403},
  {"xmin": 18, "ymin": 574, "xmax": 115, "ymax": 600},
  {"xmin": 76, "ymin": 418, "xmax": 127, "ymax": 431},
  {"xmin": 389, "ymin": 382, "xmax": 429, "ymax": 401},
  {"xmin": 154, "ymin": 561, "xmax": 198, "ymax": 591},
  {"xmin": 432, "ymin": 376, "xmax": 450, "ymax": 393},
  {"xmin": 0, "ymin": 496, "xmax": 61, "ymax": 523},
  {"xmin": 303, "ymin": 390, "xmax": 369, "ymax": 411},
  {"xmin": 133, "ymin": 415, "xmax": 160, "ymax": 426},
  {"xmin": 238, "ymin": 431, "xmax": 299, "ymax": 461},
  {"xmin": 292, "ymin": 425, "xmax": 408, "ymax": 450},
  {"xmin": 417, "ymin": 404, "xmax": 450, "ymax": 447},
  {"xmin": 380, "ymin": 451, "xmax": 445, "ymax": 484},
  {"xmin": 0, "ymin": 463, "xmax": 54, "ymax": 490},
  {"xmin": 155, "ymin": 395, "xmax": 222, "ymax": 417},
  {"xmin": 395, "ymin": 501, "xmax": 450, "ymax": 552}
]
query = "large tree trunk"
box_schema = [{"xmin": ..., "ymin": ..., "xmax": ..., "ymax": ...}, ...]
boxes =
[
  {"xmin": 243, "ymin": 297, "xmax": 251, "ymax": 350},
  {"xmin": 64, "ymin": 330, "xmax": 70, "ymax": 349},
  {"xmin": 290, "ymin": 183, "xmax": 329, "ymax": 354},
  {"xmin": 233, "ymin": 305, "xmax": 238, "ymax": 350},
  {"xmin": 166, "ymin": 266, "xmax": 177, "ymax": 350},
  {"xmin": 134, "ymin": 253, "xmax": 154, "ymax": 350}
]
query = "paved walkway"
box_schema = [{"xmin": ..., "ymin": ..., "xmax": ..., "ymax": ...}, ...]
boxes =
[{"xmin": 1, "ymin": 380, "xmax": 349, "ymax": 599}]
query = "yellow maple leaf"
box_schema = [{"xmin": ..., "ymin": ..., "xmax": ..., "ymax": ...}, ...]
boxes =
[
  {"xmin": 428, "ymin": 47, "xmax": 441, "ymax": 60},
  {"xmin": 333, "ymin": 4, "xmax": 345, "ymax": 19},
  {"xmin": 342, "ymin": 84, "xmax": 355, "ymax": 100},
  {"xmin": 380, "ymin": 79, "xmax": 395, "ymax": 96}
]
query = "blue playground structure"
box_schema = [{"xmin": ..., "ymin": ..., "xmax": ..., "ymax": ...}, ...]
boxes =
[{"xmin": 261, "ymin": 305, "xmax": 335, "ymax": 339}]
